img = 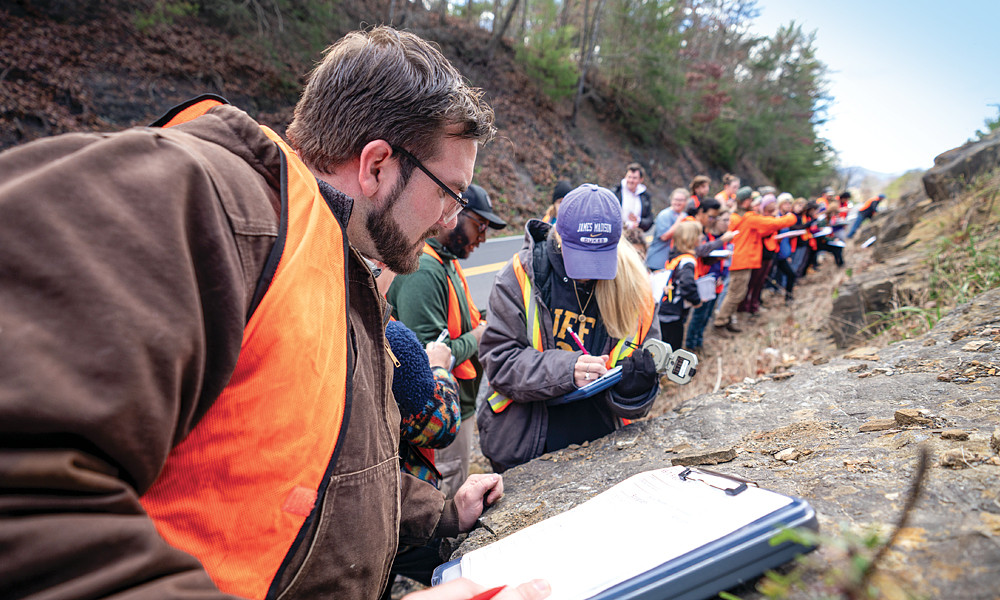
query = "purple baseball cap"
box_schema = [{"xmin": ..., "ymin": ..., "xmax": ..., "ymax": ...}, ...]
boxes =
[{"xmin": 556, "ymin": 184, "xmax": 622, "ymax": 280}]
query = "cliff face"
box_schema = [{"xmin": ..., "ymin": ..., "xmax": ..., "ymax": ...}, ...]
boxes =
[{"xmin": 460, "ymin": 288, "xmax": 1000, "ymax": 598}]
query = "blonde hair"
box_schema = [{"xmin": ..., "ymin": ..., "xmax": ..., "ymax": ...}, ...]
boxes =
[
  {"xmin": 595, "ymin": 239, "xmax": 654, "ymax": 339},
  {"xmin": 542, "ymin": 203, "xmax": 558, "ymax": 223},
  {"xmin": 673, "ymin": 221, "xmax": 703, "ymax": 254}
]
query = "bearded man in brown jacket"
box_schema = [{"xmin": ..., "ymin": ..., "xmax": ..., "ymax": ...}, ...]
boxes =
[{"xmin": 0, "ymin": 27, "xmax": 549, "ymax": 600}]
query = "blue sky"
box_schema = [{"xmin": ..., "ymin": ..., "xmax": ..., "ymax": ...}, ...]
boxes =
[{"xmin": 750, "ymin": 0, "xmax": 1000, "ymax": 174}]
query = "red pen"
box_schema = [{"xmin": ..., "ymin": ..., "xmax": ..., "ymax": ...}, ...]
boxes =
[
  {"xmin": 469, "ymin": 586, "xmax": 507, "ymax": 600},
  {"xmin": 567, "ymin": 325, "xmax": 588, "ymax": 355}
]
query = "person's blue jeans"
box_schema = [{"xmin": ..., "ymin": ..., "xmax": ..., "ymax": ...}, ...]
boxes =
[
  {"xmin": 685, "ymin": 297, "xmax": 716, "ymax": 349},
  {"xmin": 847, "ymin": 214, "xmax": 867, "ymax": 238}
]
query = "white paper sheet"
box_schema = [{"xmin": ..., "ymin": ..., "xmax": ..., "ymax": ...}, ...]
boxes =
[{"xmin": 460, "ymin": 467, "xmax": 793, "ymax": 600}]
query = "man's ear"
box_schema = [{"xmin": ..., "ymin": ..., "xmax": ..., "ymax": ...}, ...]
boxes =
[{"xmin": 358, "ymin": 140, "xmax": 395, "ymax": 202}]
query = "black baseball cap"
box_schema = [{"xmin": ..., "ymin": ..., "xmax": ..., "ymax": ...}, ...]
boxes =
[{"xmin": 462, "ymin": 184, "xmax": 507, "ymax": 229}]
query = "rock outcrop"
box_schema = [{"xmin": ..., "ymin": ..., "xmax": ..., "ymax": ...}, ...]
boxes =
[
  {"xmin": 456, "ymin": 288, "xmax": 1000, "ymax": 599},
  {"xmin": 923, "ymin": 128, "xmax": 1000, "ymax": 203},
  {"xmin": 827, "ymin": 130, "xmax": 1000, "ymax": 348}
]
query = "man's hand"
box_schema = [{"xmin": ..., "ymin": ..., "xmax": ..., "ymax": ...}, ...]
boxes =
[
  {"xmin": 719, "ymin": 230, "xmax": 737, "ymax": 243},
  {"xmin": 403, "ymin": 578, "xmax": 551, "ymax": 600},
  {"xmin": 454, "ymin": 473, "xmax": 503, "ymax": 531},
  {"xmin": 472, "ymin": 321, "xmax": 488, "ymax": 344}
]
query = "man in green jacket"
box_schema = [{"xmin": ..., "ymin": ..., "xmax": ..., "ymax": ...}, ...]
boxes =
[{"xmin": 388, "ymin": 184, "xmax": 507, "ymax": 496}]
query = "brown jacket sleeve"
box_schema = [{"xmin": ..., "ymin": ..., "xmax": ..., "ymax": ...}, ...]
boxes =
[{"xmin": 0, "ymin": 121, "xmax": 279, "ymax": 599}]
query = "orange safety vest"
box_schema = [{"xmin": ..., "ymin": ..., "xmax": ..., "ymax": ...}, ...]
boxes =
[
  {"xmin": 422, "ymin": 243, "xmax": 482, "ymax": 380},
  {"xmin": 659, "ymin": 253, "xmax": 696, "ymax": 303},
  {"xmin": 694, "ymin": 233, "xmax": 716, "ymax": 279},
  {"xmin": 140, "ymin": 96, "xmax": 350, "ymax": 600}
]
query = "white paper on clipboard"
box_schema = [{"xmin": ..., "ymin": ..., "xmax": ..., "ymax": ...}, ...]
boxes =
[
  {"xmin": 456, "ymin": 467, "xmax": 794, "ymax": 600},
  {"xmin": 773, "ymin": 229, "xmax": 807, "ymax": 240},
  {"xmin": 649, "ymin": 269, "xmax": 671, "ymax": 303}
]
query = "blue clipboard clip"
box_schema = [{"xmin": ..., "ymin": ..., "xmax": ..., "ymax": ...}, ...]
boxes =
[{"xmin": 678, "ymin": 467, "xmax": 758, "ymax": 496}]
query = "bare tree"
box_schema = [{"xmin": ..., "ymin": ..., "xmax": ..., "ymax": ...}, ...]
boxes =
[
  {"xmin": 570, "ymin": 0, "xmax": 608, "ymax": 126},
  {"xmin": 487, "ymin": 0, "xmax": 522, "ymax": 59}
]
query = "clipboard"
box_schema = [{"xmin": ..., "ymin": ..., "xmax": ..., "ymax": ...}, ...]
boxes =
[
  {"xmin": 554, "ymin": 366, "xmax": 623, "ymax": 404},
  {"xmin": 432, "ymin": 466, "xmax": 818, "ymax": 600},
  {"xmin": 772, "ymin": 229, "xmax": 806, "ymax": 240}
]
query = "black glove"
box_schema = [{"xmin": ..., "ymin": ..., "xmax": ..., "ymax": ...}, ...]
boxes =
[{"xmin": 613, "ymin": 349, "xmax": 658, "ymax": 399}]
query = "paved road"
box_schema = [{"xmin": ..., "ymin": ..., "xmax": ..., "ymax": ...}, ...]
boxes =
[{"xmin": 458, "ymin": 233, "xmax": 524, "ymax": 313}]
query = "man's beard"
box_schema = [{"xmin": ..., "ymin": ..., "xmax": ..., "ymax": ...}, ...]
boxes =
[
  {"xmin": 366, "ymin": 179, "xmax": 440, "ymax": 274},
  {"xmin": 442, "ymin": 222, "xmax": 472, "ymax": 259}
]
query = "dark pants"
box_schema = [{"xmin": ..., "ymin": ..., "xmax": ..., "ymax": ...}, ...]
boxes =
[
  {"xmin": 739, "ymin": 258, "xmax": 773, "ymax": 314},
  {"xmin": 791, "ymin": 245, "xmax": 811, "ymax": 277},
  {"xmin": 660, "ymin": 311, "xmax": 688, "ymax": 352},
  {"xmin": 685, "ymin": 297, "xmax": 716, "ymax": 350},
  {"xmin": 817, "ymin": 241, "xmax": 844, "ymax": 267},
  {"xmin": 770, "ymin": 257, "xmax": 797, "ymax": 297}
]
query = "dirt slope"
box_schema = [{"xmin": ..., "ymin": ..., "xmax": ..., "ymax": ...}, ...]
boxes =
[{"xmin": 0, "ymin": 3, "xmax": 714, "ymax": 229}]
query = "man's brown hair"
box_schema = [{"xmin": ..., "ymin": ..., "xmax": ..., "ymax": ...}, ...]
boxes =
[
  {"xmin": 689, "ymin": 175, "xmax": 710, "ymax": 194},
  {"xmin": 286, "ymin": 26, "xmax": 496, "ymax": 175},
  {"xmin": 626, "ymin": 162, "xmax": 645, "ymax": 178}
]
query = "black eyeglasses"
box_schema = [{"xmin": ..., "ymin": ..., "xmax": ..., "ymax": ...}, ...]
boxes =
[
  {"xmin": 464, "ymin": 211, "xmax": 489, "ymax": 233},
  {"xmin": 392, "ymin": 146, "xmax": 467, "ymax": 221}
]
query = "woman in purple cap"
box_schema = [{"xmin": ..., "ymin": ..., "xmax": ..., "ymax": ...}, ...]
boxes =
[{"xmin": 477, "ymin": 184, "xmax": 662, "ymax": 473}]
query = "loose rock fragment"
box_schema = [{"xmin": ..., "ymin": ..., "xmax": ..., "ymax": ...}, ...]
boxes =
[
  {"xmin": 847, "ymin": 363, "xmax": 869, "ymax": 373},
  {"xmin": 895, "ymin": 409, "xmax": 933, "ymax": 427},
  {"xmin": 671, "ymin": 447, "xmax": 737, "ymax": 466},
  {"xmin": 774, "ymin": 447, "xmax": 802, "ymax": 462},
  {"xmin": 859, "ymin": 419, "xmax": 897, "ymax": 432},
  {"xmin": 844, "ymin": 348, "xmax": 880, "ymax": 361},
  {"xmin": 923, "ymin": 338, "xmax": 938, "ymax": 346},
  {"xmin": 950, "ymin": 329, "xmax": 971, "ymax": 342},
  {"xmin": 937, "ymin": 373, "xmax": 954, "ymax": 382},
  {"xmin": 940, "ymin": 449, "xmax": 973, "ymax": 468},
  {"xmin": 843, "ymin": 457, "xmax": 876, "ymax": 472},
  {"xmin": 962, "ymin": 340, "xmax": 992, "ymax": 352},
  {"xmin": 941, "ymin": 429, "xmax": 970, "ymax": 441}
]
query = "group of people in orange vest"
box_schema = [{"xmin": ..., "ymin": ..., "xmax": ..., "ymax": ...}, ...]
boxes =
[{"xmin": 639, "ymin": 175, "xmax": 882, "ymax": 354}]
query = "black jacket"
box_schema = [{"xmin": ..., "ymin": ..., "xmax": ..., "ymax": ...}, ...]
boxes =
[{"xmin": 613, "ymin": 183, "xmax": 654, "ymax": 231}]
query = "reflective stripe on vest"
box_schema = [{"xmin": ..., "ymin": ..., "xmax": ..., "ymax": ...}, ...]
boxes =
[
  {"xmin": 488, "ymin": 252, "xmax": 653, "ymax": 412},
  {"xmin": 421, "ymin": 243, "xmax": 481, "ymax": 380},
  {"xmin": 658, "ymin": 254, "xmax": 696, "ymax": 304},
  {"xmin": 140, "ymin": 98, "xmax": 349, "ymax": 600},
  {"xmin": 487, "ymin": 254, "xmax": 540, "ymax": 413}
]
